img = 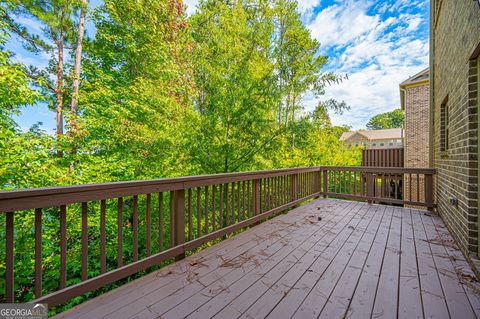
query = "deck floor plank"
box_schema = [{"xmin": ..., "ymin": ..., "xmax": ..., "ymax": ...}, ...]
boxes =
[
  {"xmin": 291, "ymin": 202, "xmax": 382, "ymax": 318},
  {"xmin": 160, "ymin": 200, "xmax": 360, "ymax": 319},
  {"xmin": 344, "ymin": 205, "xmax": 395, "ymax": 319},
  {"xmin": 53, "ymin": 199, "xmax": 480, "ymax": 319},
  {"xmin": 317, "ymin": 204, "xmax": 388, "ymax": 319},
  {"xmin": 421, "ymin": 211, "xmax": 478, "ymax": 319},
  {"xmin": 398, "ymin": 208, "xmax": 423, "ymax": 319},
  {"xmin": 411, "ymin": 209, "xmax": 450, "ymax": 319},
  {"xmin": 371, "ymin": 206, "xmax": 402, "ymax": 319}
]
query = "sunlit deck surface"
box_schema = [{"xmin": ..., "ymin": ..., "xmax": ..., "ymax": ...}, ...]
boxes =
[{"xmin": 56, "ymin": 198, "xmax": 480, "ymax": 319}]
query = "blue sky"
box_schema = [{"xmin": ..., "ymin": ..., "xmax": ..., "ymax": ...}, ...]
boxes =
[{"xmin": 9, "ymin": 0, "xmax": 429, "ymax": 132}]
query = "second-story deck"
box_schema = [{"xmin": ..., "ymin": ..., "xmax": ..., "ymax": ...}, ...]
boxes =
[
  {"xmin": 1, "ymin": 166, "xmax": 479, "ymax": 318},
  {"xmin": 56, "ymin": 198, "xmax": 480, "ymax": 319}
]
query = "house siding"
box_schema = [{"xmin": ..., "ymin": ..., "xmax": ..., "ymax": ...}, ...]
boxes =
[
  {"xmin": 431, "ymin": 0, "xmax": 480, "ymax": 264},
  {"xmin": 404, "ymin": 82, "xmax": 429, "ymax": 204}
]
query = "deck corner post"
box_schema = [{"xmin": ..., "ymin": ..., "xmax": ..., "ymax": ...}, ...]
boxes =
[
  {"xmin": 174, "ymin": 189, "xmax": 186, "ymax": 261},
  {"xmin": 425, "ymin": 173, "xmax": 434, "ymax": 211}
]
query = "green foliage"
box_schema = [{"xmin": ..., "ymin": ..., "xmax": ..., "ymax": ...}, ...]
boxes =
[
  {"xmin": 0, "ymin": 0, "xmax": 362, "ymax": 312},
  {"xmin": 366, "ymin": 108, "xmax": 404, "ymax": 130}
]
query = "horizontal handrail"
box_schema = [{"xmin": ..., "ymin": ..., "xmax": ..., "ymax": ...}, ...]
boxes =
[
  {"xmin": 0, "ymin": 166, "xmax": 436, "ymax": 308},
  {"xmin": 0, "ymin": 167, "xmax": 320, "ymax": 212}
]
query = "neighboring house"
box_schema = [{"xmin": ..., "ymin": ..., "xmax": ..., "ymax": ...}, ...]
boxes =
[
  {"xmin": 430, "ymin": 0, "xmax": 480, "ymax": 264},
  {"xmin": 400, "ymin": 68, "xmax": 430, "ymax": 204},
  {"xmin": 340, "ymin": 128, "xmax": 404, "ymax": 149}
]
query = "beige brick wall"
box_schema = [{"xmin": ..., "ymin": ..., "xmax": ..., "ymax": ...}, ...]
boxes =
[
  {"xmin": 404, "ymin": 83, "xmax": 429, "ymax": 204},
  {"xmin": 431, "ymin": 0, "xmax": 480, "ymax": 258}
]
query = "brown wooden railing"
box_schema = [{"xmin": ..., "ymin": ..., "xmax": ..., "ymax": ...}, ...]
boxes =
[
  {"xmin": 362, "ymin": 148, "xmax": 404, "ymax": 167},
  {"xmin": 0, "ymin": 166, "xmax": 435, "ymax": 307}
]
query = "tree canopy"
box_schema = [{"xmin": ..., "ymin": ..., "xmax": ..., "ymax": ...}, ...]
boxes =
[
  {"xmin": 0, "ymin": 0, "xmax": 361, "ymax": 310},
  {"xmin": 366, "ymin": 108, "xmax": 404, "ymax": 130}
]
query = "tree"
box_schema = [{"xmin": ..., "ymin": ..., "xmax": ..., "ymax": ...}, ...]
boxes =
[
  {"xmin": 366, "ymin": 108, "xmax": 404, "ymax": 130},
  {"xmin": 190, "ymin": 0, "xmax": 279, "ymax": 173}
]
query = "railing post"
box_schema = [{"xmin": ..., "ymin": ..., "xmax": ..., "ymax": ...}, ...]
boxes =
[
  {"xmin": 174, "ymin": 189, "xmax": 185, "ymax": 261},
  {"xmin": 314, "ymin": 170, "xmax": 320, "ymax": 197},
  {"xmin": 291, "ymin": 174, "xmax": 298, "ymax": 201},
  {"xmin": 6, "ymin": 211, "xmax": 14, "ymax": 303},
  {"xmin": 366, "ymin": 173, "xmax": 374, "ymax": 204},
  {"xmin": 253, "ymin": 179, "xmax": 261, "ymax": 216},
  {"xmin": 425, "ymin": 173, "xmax": 434, "ymax": 211},
  {"xmin": 323, "ymin": 169, "xmax": 328, "ymax": 198}
]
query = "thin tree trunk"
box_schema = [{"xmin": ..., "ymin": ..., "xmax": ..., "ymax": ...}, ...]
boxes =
[
  {"xmin": 55, "ymin": 28, "xmax": 65, "ymax": 157},
  {"xmin": 70, "ymin": 0, "xmax": 88, "ymax": 119}
]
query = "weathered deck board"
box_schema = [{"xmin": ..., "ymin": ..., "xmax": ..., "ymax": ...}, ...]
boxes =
[{"xmin": 54, "ymin": 199, "xmax": 480, "ymax": 319}]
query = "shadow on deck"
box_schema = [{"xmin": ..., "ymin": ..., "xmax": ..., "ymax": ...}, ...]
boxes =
[{"xmin": 56, "ymin": 198, "xmax": 480, "ymax": 319}]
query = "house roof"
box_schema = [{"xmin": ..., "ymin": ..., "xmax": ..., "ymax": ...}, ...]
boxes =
[
  {"xmin": 340, "ymin": 128, "xmax": 404, "ymax": 141},
  {"xmin": 400, "ymin": 68, "xmax": 429, "ymax": 110},
  {"xmin": 400, "ymin": 68, "xmax": 429, "ymax": 87}
]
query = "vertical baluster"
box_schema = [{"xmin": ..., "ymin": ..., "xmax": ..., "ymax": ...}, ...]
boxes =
[
  {"xmin": 175, "ymin": 189, "xmax": 186, "ymax": 261},
  {"xmin": 146, "ymin": 194, "xmax": 151, "ymax": 257},
  {"xmin": 417, "ymin": 173, "xmax": 420, "ymax": 202},
  {"xmin": 409, "ymin": 173, "xmax": 412, "ymax": 202},
  {"xmin": 188, "ymin": 189, "xmax": 192, "ymax": 241},
  {"xmin": 231, "ymin": 182, "xmax": 235, "ymax": 223},
  {"xmin": 247, "ymin": 180, "xmax": 251, "ymax": 217},
  {"xmin": 273, "ymin": 176, "xmax": 277, "ymax": 207},
  {"xmin": 205, "ymin": 186, "xmax": 209, "ymax": 234},
  {"xmin": 82, "ymin": 202, "xmax": 88, "ymax": 281},
  {"xmin": 34, "ymin": 208, "xmax": 42, "ymax": 297},
  {"xmin": 278, "ymin": 176, "xmax": 282, "ymax": 203},
  {"xmin": 333, "ymin": 171, "xmax": 337, "ymax": 193},
  {"xmin": 353, "ymin": 171, "xmax": 357, "ymax": 195},
  {"xmin": 254, "ymin": 179, "xmax": 261, "ymax": 216},
  {"xmin": 212, "ymin": 185, "xmax": 216, "ymax": 231},
  {"xmin": 242, "ymin": 181, "xmax": 245, "ymax": 220},
  {"xmin": 100, "ymin": 200, "xmax": 107, "ymax": 273},
  {"xmin": 262, "ymin": 179, "xmax": 266, "ymax": 212},
  {"xmin": 236, "ymin": 182, "xmax": 240, "ymax": 221},
  {"xmin": 196, "ymin": 187, "xmax": 201, "ymax": 236},
  {"xmin": 225, "ymin": 183, "xmax": 229, "ymax": 225},
  {"xmin": 5, "ymin": 211, "xmax": 14, "ymax": 302},
  {"xmin": 394, "ymin": 175, "xmax": 399, "ymax": 199},
  {"xmin": 118, "ymin": 198, "xmax": 123, "ymax": 267},
  {"xmin": 158, "ymin": 193, "xmax": 163, "ymax": 252},
  {"xmin": 170, "ymin": 191, "xmax": 174, "ymax": 246},
  {"xmin": 133, "ymin": 196, "xmax": 139, "ymax": 261},
  {"xmin": 219, "ymin": 184, "xmax": 224, "ymax": 228},
  {"xmin": 59, "ymin": 205, "xmax": 67, "ymax": 289}
]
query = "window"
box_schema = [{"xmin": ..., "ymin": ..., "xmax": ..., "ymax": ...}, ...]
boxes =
[
  {"xmin": 388, "ymin": 140, "xmax": 394, "ymax": 147},
  {"xmin": 372, "ymin": 142, "xmax": 377, "ymax": 147},
  {"xmin": 380, "ymin": 141, "xmax": 385, "ymax": 147},
  {"xmin": 441, "ymin": 96, "xmax": 449, "ymax": 152},
  {"xmin": 355, "ymin": 141, "xmax": 359, "ymax": 146},
  {"xmin": 396, "ymin": 139, "xmax": 402, "ymax": 146},
  {"xmin": 362, "ymin": 141, "xmax": 367, "ymax": 147}
]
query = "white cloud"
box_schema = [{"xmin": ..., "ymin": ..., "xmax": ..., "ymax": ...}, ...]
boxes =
[
  {"xmin": 297, "ymin": 0, "xmax": 321, "ymax": 14},
  {"xmin": 309, "ymin": 2, "xmax": 379, "ymax": 48},
  {"xmin": 305, "ymin": 0, "xmax": 428, "ymax": 129}
]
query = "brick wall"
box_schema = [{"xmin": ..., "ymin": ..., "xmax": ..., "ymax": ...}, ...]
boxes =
[
  {"xmin": 404, "ymin": 83, "xmax": 429, "ymax": 204},
  {"xmin": 431, "ymin": 0, "xmax": 480, "ymax": 260}
]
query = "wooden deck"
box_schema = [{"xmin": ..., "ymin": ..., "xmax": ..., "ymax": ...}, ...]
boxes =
[{"xmin": 55, "ymin": 198, "xmax": 480, "ymax": 319}]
